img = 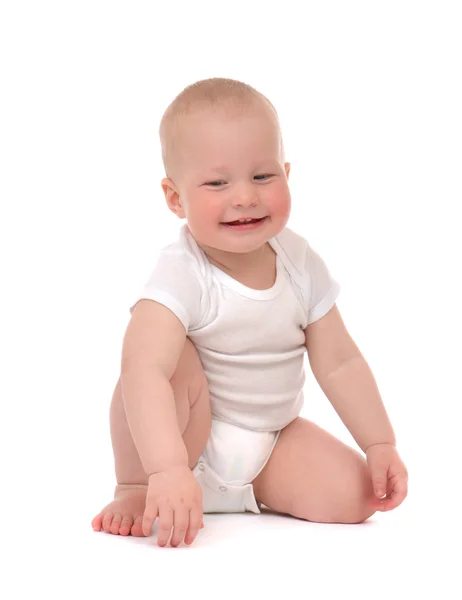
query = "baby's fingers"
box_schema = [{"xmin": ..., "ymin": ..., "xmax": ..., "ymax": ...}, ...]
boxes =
[
  {"xmin": 184, "ymin": 506, "xmax": 203, "ymax": 546},
  {"xmin": 375, "ymin": 476, "xmax": 408, "ymax": 512},
  {"xmin": 141, "ymin": 504, "xmax": 159, "ymax": 537},
  {"xmin": 169, "ymin": 507, "xmax": 190, "ymax": 547},
  {"xmin": 157, "ymin": 506, "xmax": 174, "ymax": 547}
]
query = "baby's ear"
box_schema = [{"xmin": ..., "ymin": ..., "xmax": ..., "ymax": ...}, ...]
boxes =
[
  {"xmin": 284, "ymin": 162, "xmax": 291, "ymax": 179},
  {"xmin": 161, "ymin": 178, "xmax": 186, "ymax": 219}
]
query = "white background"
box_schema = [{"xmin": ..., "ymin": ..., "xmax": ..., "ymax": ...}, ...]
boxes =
[{"xmin": 1, "ymin": 1, "xmax": 461, "ymax": 598}]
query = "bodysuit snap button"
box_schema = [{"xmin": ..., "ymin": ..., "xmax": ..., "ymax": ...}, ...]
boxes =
[
  {"xmin": 198, "ymin": 464, "xmax": 205, "ymax": 471},
  {"xmin": 219, "ymin": 486, "xmax": 227, "ymax": 492}
]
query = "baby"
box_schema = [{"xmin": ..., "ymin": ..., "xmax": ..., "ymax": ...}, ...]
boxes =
[{"xmin": 92, "ymin": 77, "xmax": 408, "ymax": 547}]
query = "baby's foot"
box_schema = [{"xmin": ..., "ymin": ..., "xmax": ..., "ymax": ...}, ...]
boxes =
[{"xmin": 91, "ymin": 484, "xmax": 148, "ymax": 536}]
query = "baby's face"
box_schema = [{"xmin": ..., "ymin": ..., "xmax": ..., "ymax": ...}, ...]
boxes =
[{"xmin": 162, "ymin": 107, "xmax": 291, "ymax": 256}]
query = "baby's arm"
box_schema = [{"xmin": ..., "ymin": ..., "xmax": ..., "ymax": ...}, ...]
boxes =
[
  {"xmin": 305, "ymin": 303, "xmax": 396, "ymax": 453},
  {"xmin": 121, "ymin": 299, "xmax": 205, "ymax": 545},
  {"xmin": 120, "ymin": 299, "xmax": 189, "ymax": 474}
]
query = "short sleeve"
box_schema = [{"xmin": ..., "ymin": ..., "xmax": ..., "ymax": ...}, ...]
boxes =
[
  {"xmin": 305, "ymin": 243, "xmax": 341, "ymax": 325},
  {"xmin": 129, "ymin": 250, "xmax": 203, "ymax": 332}
]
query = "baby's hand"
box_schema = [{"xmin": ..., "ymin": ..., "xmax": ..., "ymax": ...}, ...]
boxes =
[
  {"xmin": 366, "ymin": 443, "xmax": 409, "ymax": 511},
  {"xmin": 142, "ymin": 465, "xmax": 204, "ymax": 547}
]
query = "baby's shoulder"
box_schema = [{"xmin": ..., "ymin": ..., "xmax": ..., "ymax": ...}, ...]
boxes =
[
  {"xmin": 156, "ymin": 225, "xmax": 206, "ymax": 274},
  {"xmin": 273, "ymin": 226, "xmax": 310, "ymax": 277}
]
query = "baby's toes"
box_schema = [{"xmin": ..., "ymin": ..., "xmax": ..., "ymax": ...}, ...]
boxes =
[
  {"xmin": 91, "ymin": 514, "xmax": 103, "ymax": 532},
  {"xmin": 131, "ymin": 515, "xmax": 145, "ymax": 537},
  {"xmin": 110, "ymin": 513, "xmax": 123, "ymax": 534},
  {"xmin": 102, "ymin": 511, "xmax": 114, "ymax": 533},
  {"xmin": 118, "ymin": 515, "xmax": 133, "ymax": 536}
]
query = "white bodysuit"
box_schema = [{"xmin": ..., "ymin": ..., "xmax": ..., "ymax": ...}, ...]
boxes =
[{"xmin": 129, "ymin": 224, "xmax": 340, "ymax": 513}]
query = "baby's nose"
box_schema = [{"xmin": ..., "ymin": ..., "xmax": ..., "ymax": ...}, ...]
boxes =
[{"xmin": 231, "ymin": 192, "xmax": 259, "ymax": 208}]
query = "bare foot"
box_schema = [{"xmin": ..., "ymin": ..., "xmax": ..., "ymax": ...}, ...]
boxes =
[{"xmin": 92, "ymin": 484, "xmax": 148, "ymax": 536}]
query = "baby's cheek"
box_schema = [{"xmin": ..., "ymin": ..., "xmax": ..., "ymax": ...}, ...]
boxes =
[
  {"xmin": 271, "ymin": 192, "xmax": 291, "ymax": 220},
  {"xmin": 197, "ymin": 199, "xmax": 222, "ymax": 223}
]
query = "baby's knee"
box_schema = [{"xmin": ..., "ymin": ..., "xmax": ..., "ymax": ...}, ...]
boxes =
[
  {"xmin": 171, "ymin": 338, "xmax": 206, "ymax": 390},
  {"xmin": 170, "ymin": 337, "xmax": 211, "ymax": 431},
  {"xmin": 341, "ymin": 461, "xmax": 377, "ymax": 524}
]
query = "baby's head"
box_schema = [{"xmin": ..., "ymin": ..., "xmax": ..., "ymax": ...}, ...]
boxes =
[{"xmin": 159, "ymin": 78, "xmax": 291, "ymax": 257}]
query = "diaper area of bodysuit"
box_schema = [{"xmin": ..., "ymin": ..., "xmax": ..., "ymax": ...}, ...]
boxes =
[{"xmin": 192, "ymin": 419, "xmax": 280, "ymax": 514}]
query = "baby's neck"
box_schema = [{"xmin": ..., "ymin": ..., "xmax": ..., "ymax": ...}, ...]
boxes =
[
  {"xmin": 204, "ymin": 242, "xmax": 272, "ymax": 271},
  {"xmin": 202, "ymin": 242, "xmax": 277, "ymax": 290}
]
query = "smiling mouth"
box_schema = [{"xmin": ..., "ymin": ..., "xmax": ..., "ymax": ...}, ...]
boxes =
[{"xmin": 222, "ymin": 217, "xmax": 267, "ymax": 225}]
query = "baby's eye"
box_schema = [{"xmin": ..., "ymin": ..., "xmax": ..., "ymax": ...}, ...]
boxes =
[{"xmin": 204, "ymin": 175, "xmax": 273, "ymax": 187}]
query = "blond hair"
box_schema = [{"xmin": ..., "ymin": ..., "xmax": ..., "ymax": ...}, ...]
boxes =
[{"xmin": 159, "ymin": 77, "xmax": 282, "ymax": 180}]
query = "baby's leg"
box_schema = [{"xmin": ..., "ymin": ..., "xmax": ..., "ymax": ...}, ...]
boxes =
[
  {"xmin": 91, "ymin": 338, "xmax": 212, "ymax": 536},
  {"xmin": 252, "ymin": 417, "xmax": 377, "ymax": 524}
]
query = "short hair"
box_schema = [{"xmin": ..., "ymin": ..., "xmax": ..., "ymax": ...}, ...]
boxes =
[{"xmin": 159, "ymin": 77, "xmax": 282, "ymax": 180}]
